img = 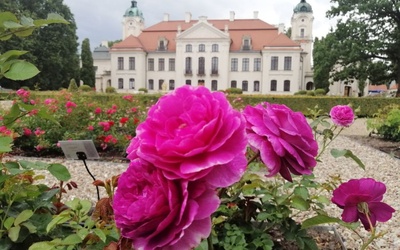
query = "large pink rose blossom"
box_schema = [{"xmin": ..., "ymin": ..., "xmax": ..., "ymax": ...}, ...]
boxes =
[
  {"xmin": 243, "ymin": 103, "xmax": 318, "ymax": 182},
  {"xmin": 332, "ymin": 178, "xmax": 395, "ymax": 231},
  {"xmin": 130, "ymin": 85, "xmax": 247, "ymax": 187},
  {"xmin": 329, "ymin": 105, "xmax": 354, "ymax": 127},
  {"xmin": 113, "ymin": 159, "xmax": 219, "ymax": 250}
]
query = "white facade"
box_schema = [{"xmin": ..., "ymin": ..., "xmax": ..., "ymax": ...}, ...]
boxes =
[{"xmin": 93, "ymin": 0, "xmax": 314, "ymax": 95}]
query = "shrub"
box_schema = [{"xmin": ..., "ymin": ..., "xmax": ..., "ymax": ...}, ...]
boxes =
[
  {"xmin": 368, "ymin": 104, "xmax": 400, "ymax": 141},
  {"xmin": 294, "ymin": 90, "xmax": 307, "ymax": 95},
  {"xmin": 79, "ymin": 84, "xmax": 93, "ymax": 92},
  {"xmin": 314, "ymin": 88, "xmax": 326, "ymax": 96},
  {"xmin": 225, "ymin": 88, "xmax": 243, "ymax": 94},
  {"xmin": 105, "ymin": 86, "xmax": 116, "ymax": 93},
  {"xmin": 68, "ymin": 79, "xmax": 78, "ymax": 92},
  {"xmin": 306, "ymin": 90, "xmax": 315, "ymax": 96},
  {"xmin": 138, "ymin": 88, "xmax": 148, "ymax": 93}
]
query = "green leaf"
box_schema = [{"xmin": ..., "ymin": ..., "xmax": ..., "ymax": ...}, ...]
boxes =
[
  {"xmin": 8, "ymin": 225, "xmax": 20, "ymax": 242},
  {"xmin": 93, "ymin": 228, "xmax": 107, "ymax": 242},
  {"xmin": 291, "ymin": 196, "xmax": 310, "ymax": 211},
  {"xmin": 62, "ymin": 234, "xmax": 82, "ymax": 245},
  {"xmin": 0, "ymin": 50, "xmax": 28, "ymax": 64},
  {"xmin": 3, "ymin": 60, "xmax": 40, "ymax": 80},
  {"xmin": 0, "ymin": 136, "xmax": 13, "ymax": 152},
  {"xmin": 2, "ymin": 103, "xmax": 21, "ymax": 126},
  {"xmin": 29, "ymin": 241, "xmax": 56, "ymax": 250},
  {"xmin": 21, "ymin": 221, "xmax": 37, "ymax": 234},
  {"xmin": 294, "ymin": 186, "xmax": 309, "ymax": 200},
  {"xmin": 330, "ymin": 149, "xmax": 365, "ymax": 170},
  {"xmin": 301, "ymin": 215, "xmax": 341, "ymax": 229},
  {"xmin": 19, "ymin": 160, "xmax": 49, "ymax": 170},
  {"xmin": 46, "ymin": 213, "xmax": 70, "ymax": 233},
  {"xmin": 14, "ymin": 210, "xmax": 33, "ymax": 226},
  {"xmin": 4, "ymin": 217, "xmax": 14, "ymax": 230},
  {"xmin": 47, "ymin": 163, "xmax": 71, "ymax": 181},
  {"xmin": 14, "ymin": 27, "xmax": 35, "ymax": 37}
]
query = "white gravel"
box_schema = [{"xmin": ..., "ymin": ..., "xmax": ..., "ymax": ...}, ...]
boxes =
[{"xmin": 3, "ymin": 119, "xmax": 399, "ymax": 249}]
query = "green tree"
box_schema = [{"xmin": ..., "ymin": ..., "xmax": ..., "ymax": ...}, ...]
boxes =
[
  {"xmin": 327, "ymin": 0, "xmax": 400, "ymax": 96},
  {"xmin": 0, "ymin": 0, "xmax": 80, "ymax": 90},
  {"xmin": 80, "ymin": 38, "xmax": 95, "ymax": 87},
  {"xmin": 312, "ymin": 34, "xmax": 338, "ymax": 92}
]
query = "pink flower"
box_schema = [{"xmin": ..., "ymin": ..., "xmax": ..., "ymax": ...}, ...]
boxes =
[
  {"xmin": 330, "ymin": 105, "xmax": 354, "ymax": 127},
  {"xmin": 106, "ymin": 108, "xmax": 116, "ymax": 115},
  {"xmin": 87, "ymin": 125, "xmax": 94, "ymax": 131},
  {"xmin": 44, "ymin": 98, "xmax": 56, "ymax": 105},
  {"xmin": 131, "ymin": 107, "xmax": 137, "ymax": 113},
  {"xmin": 123, "ymin": 95, "xmax": 134, "ymax": 102},
  {"xmin": 94, "ymin": 107, "xmax": 102, "ymax": 114},
  {"xmin": 35, "ymin": 145, "xmax": 44, "ymax": 151},
  {"xmin": 332, "ymin": 178, "xmax": 395, "ymax": 231},
  {"xmin": 34, "ymin": 128, "xmax": 45, "ymax": 137},
  {"xmin": 104, "ymin": 135, "xmax": 118, "ymax": 144},
  {"xmin": 113, "ymin": 159, "xmax": 219, "ymax": 250},
  {"xmin": 243, "ymin": 103, "xmax": 318, "ymax": 182},
  {"xmin": 23, "ymin": 128, "xmax": 32, "ymax": 136},
  {"xmin": 30, "ymin": 99, "xmax": 36, "ymax": 105},
  {"xmin": 66, "ymin": 108, "xmax": 73, "ymax": 113},
  {"xmin": 65, "ymin": 101, "xmax": 77, "ymax": 109},
  {"xmin": 16, "ymin": 89, "xmax": 30, "ymax": 98},
  {"xmin": 127, "ymin": 85, "xmax": 247, "ymax": 187},
  {"xmin": 98, "ymin": 121, "xmax": 111, "ymax": 132},
  {"xmin": 112, "ymin": 104, "xmax": 118, "ymax": 110}
]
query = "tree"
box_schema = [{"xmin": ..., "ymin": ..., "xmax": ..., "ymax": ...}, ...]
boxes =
[
  {"xmin": 0, "ymin": 0, "xmax": 80, "ymax": 90},
  {"xmin": 312, "ymin": 34, "xmax": 338, "ymax": 92},
  {"xmin": 327, "ymin": 0, "xmax": 400, "ymax": 96},
  {"xmin": 80, "ymin": 38, "xmax": 95, "ymax": 87}
]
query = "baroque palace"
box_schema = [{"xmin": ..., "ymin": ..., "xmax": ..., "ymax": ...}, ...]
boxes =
[{"xmin": 93, "ymin": 0, "xmax": 314, "ymax": 94}]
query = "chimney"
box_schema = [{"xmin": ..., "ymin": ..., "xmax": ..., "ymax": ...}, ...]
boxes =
[
  {"xmin": 185, "ymin": 12, "xmax": 192, "ymax": 23},
  {"xmin": 199, "ymin": 16, "xmax": 207, "ymax": 22},
  {"xmin": 224, "ymin": 24, "xmax": 229, "ymax": 33},
  {"xmin": 101, "ymin": 41, "xmax": 108, "ymax": 47},
  {"xmin": 278, "ymin": 23, "xmax": 285, "ymax": 34},
  {"xmin": 253, "ymin": 11, "xmax": 259, "ymax": 19},
  {"xmin": 177, "ymin": 25, "xmax": 182, "ymax": 34},
  {"xmin": 229, "ymin": 11, "xmax": 235, "ymax": 21},
  {"xmin": 163, "ymin": 13, "xmax": 169, "ymax": 21}
]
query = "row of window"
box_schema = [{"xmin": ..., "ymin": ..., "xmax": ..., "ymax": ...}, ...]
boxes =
[
  {"xmin": 117, "ymin": 57, "xmax": 136, "ymax": 70},
  {"xmin": 231, "ymin": 58, "xmax": 261, "ymax": 72},
  {"xmin": 117, "ymin": 78, "xmax": 136, "ymax": 89},
  {"xmin": 118, "ymin": 56, "xmax": 292, "ymax": 72},
  {"xmin": 271, "ymin": 56, "xmax": 292, "ymax": 71},
  {"xmin": 228, "ymin": 80, "xmax": 291, "ymax": 92},
  {"xmin": 186, "ymin": 44, "xmax": 219, "ymax": 52}
]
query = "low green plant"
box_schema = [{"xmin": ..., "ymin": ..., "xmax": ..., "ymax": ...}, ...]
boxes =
[
  {"xmin": 105, "ymin": 87, "xmax": 116, "ymax": 93},
  {"xmin": 138, "ymin": 88, "xmax": 148, "ymax": 93},
  {"xmin": 314, "ymin": 88, "xmax": 326, "ymax": 96},
  {"xmin": 367, "ymin": 104, "xmax": 400, "ymax": 141},
  {"xmin": 306, "ymin": 90, "xmax": 315, "ymax": 96},
  {"xmin": 67, "ymin": 79, "xmax": 78, "ymax": 92},
  {"xmin": 78, "ymin": 84, "xmax": 93, "ymax": 92},
  {"xmin": 225, "ymin": 88, "xmax": 243, "ymax": 94},
  {"xmin": 294, "ymin": 90, "xmax": 307, "ymax": 95}
]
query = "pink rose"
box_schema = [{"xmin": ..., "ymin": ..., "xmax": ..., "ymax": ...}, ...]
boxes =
[
  {"xmin": 65, "ymin": 101, "xmax": 77, "ymax": 109},
  {"xmin": 94, "ymin": 107, "xmax": 102, "ymax": 114},
  {"xmin": 329, "ymin": 105, "xmax": 354, "ymax": 127},
  {"xmin": 243, "ymin": 103, "xmax": 318, "ymax": 182},
  {"xmin": 23, "ymin": 128, "xmax": 32, "ymax": 136},
  {"xmin": 332, "ymin": 178, "xmax": 395, "ymax": 231},
  {"xmin": 129, "ymin": 85, "xmax": 247, "ymax": 187},
  {"xmin": 113, "ymin": 159, "xmax": 219, "ymax": 250}
]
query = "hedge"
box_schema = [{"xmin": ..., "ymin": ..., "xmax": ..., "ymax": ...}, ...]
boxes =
[{"xmin": 13, "ymin": 91, "xmax": 400, "ymax": 118}]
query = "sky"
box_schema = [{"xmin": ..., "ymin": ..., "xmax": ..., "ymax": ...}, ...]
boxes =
[{"xmin": 63, "ymin": 0, "xmax": 337, "ymax": 50}]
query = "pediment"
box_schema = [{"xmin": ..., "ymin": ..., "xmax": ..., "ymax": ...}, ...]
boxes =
[{"xmin": 177, "ymin": 20, "xmax": 229, "ymax": 40}]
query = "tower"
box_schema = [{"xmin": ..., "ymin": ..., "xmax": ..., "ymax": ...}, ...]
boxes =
[
  {"xmin": 122, "ymin": 0, "xmax": 144, "ymax": 38},
  {"xmin": 291, "ymin": 0, "xmax": 314, "ymax": 89}
]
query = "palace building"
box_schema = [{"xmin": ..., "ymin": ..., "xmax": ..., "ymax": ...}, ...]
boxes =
[{"xmin": 93, "ymin": 0, "xmax": 314, "ymax": 94}]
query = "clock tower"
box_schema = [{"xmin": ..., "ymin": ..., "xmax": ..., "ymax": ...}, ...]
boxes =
[{"xmin": 123, "ymin": 0, "xmax": 144, "ymax": 38}]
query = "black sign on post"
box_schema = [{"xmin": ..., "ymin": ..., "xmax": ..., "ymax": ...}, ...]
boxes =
[{"xmin": 58, "ymin": 140, "xmax": 100, "ymax": 200}]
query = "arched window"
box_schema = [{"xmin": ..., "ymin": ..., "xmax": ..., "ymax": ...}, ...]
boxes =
[
  {"xmin": 254, "ymin": 81, "xmax": 260, "ymax": 92},
  {"xmin": 118, "ymin": 78, "xmax": 124, "ymax": 89},
  {"xmin": 270, "ymin": 80, "xmax": 277, "ymax": 91},
  {"xmin": 129, "ymin": 78, "xmax": 135, "ymax": 89},
  {"xmin": 199, "ymin": 44, "xmax": 205, "ymax": 52},
  {"xmin": 211, "ymin": 57, "xmax": 218, "ymax": 75},
  {"xmin": 284, "ymin": 80, "xmax": 290, "ymax": 91}
]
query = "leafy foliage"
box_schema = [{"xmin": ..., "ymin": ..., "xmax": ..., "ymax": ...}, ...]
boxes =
[
  {"xmin": 367, "ymin": 104, "xmax": 400, "ymax": 141},
  {"xmin": 0, "ymin": 1, "xmax": 80, "ymax": 90},
  {"xmin": 326, "ymin": 0, "xmax": 400, "ymax": 96},
  {"xmin": 80, "ymin": 38, "xmax": 95, "ymax": 87}
]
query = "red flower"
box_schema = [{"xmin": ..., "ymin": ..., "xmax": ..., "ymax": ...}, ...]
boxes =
[
  {"xmin": 120, "ymin": 117, "xmax": 129, "ymax": 124},
  {"xmin": 23, "ymin": 128, "xmax": 32, "ymax": 136},
  {"xmin": 65, "ymin": 101, "xmax": 77, "ymax": 109},
  {"xmin": 87, "ymin": 125, "xmax": 94, "ymax": 131},
  {"xmin": 133, "ymin": 118, "xmax": 140, "ymax": 125},
  {"xmin": 94, "ymin": 107, "xmax": 102, "ymax": 114}
]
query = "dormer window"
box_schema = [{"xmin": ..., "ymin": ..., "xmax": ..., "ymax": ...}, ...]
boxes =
[
  {"xmin": 242, "ymin": 36, "xmax": 252, "ymax": 51},
  {"xmin": 158, "ymin": 38, "xmax": 168, "ymax": 51}
]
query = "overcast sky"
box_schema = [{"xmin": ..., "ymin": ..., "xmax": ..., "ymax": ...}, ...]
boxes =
[{"xmin": 63, "ymin": 0, "xmax": 337, "ymax": 50}]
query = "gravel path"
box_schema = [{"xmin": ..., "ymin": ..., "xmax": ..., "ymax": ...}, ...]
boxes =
[{"xmin": 3, "ymin": 118, "xmax": 399, "ymax": 249}]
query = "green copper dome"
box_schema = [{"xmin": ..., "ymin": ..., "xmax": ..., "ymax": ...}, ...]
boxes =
[
  {"xmin": 293, "ymin": 0, "xmax": 313, "ymax": 13},
  {"xmin": 124, "ymin": 1, "xmax": 144, "ymax": 18}
]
